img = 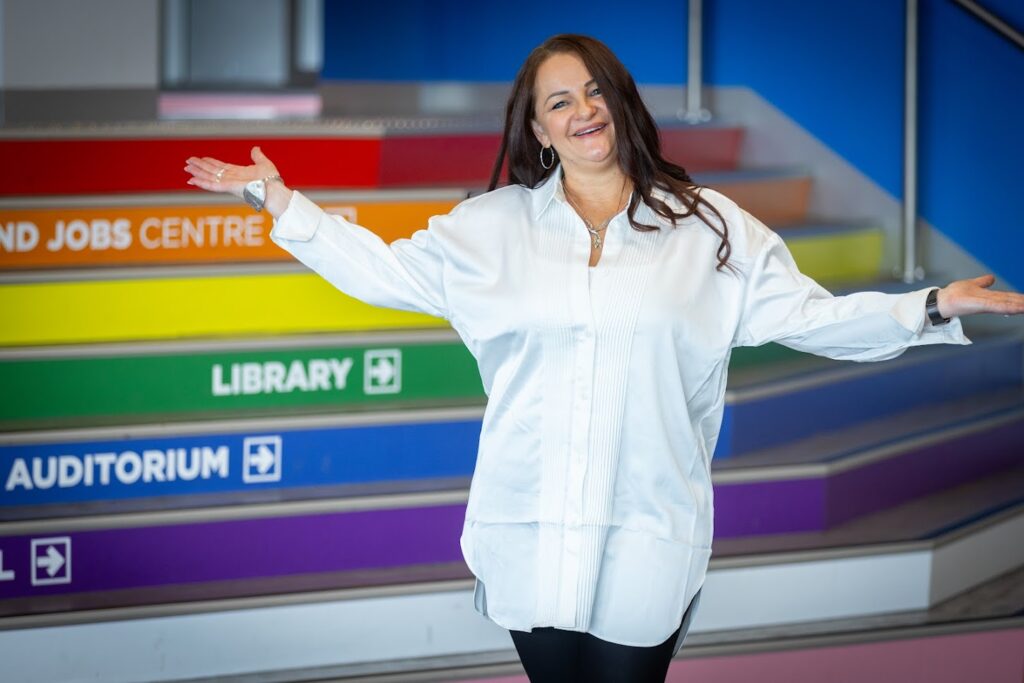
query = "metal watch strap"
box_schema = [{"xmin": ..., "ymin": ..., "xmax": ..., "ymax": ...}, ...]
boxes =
[{"xmin": 926, "ymin": 287, "xmax": 950, "ymax": 326}]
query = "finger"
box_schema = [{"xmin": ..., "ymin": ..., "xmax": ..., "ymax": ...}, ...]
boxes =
[
  {"xmin": 976, "ymin": 292, "xmax": 1024, "ymax": 315},
  {"xmin": 973, "ymin": 274, "xmax": 996, "ymax": 288},
  {"xmin": 186, "ymin": 157, "xmax": 225, "ymax": 174},
  {"xmin": 1000, "ymin": 293, "xmax": 1024, "ymax": 314},
  {"xmin": 188, "ymin": 159, "xmax": 232, "ymax": 184},
  {"xmin": 251, "ymin": 146, "xmax": 266, "ymax": 163},
  {"xmin": 186, "ymin": 176, "xmax": 223, "ymax": 192}
]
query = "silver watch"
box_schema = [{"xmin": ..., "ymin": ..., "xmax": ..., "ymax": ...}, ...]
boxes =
[{"xmin": 243, "ymin": 174, "xmax": 283, "ymax": 212}]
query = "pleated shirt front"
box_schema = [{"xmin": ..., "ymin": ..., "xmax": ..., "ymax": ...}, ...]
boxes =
[{"xmin": 270, "ymin": 167, "xmax": 970, "ymax": 647}]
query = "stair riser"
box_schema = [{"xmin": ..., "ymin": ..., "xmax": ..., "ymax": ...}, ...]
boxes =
[
  {"xmin": 0, "ymin": 198, "xmax": 461, "ymax": 269},
  {"xmin": 714, "ymin": 415, "xmax": 1024, "ymax": 536},
  {"xmin": 0, "ymin": 128, "xmax": 741, "ymax": 197},
  {"xmin": 0, "ymin": 221, "xmax": 881, "ymax": 347},
  {"xmin": 0, "ymin": 341, "xmax": 482, "ymax": 428},
  {"xmin": 716, "ymin": 340, "xmax": 1024, "ymax": 458},
  {"xmin": 1, "ymin": 341, "xmax": 805, "ymax": 428},
  {"xmin": 0, "ymin": 273, "xmax": 447, "ymax": 347},
  {"xmin": 826, "ymin": 417, "xmax": 1024, "ymax": 528},
  {"xmin": 6, "ymin": 413, "xmax": 1019, "ymax": 541},
  {"xmin": 0, "ymin": 419, "xmax": 479, "ymax": 511},
  {"xmin": 0, "ymin": 504, "xmax": 468, "ymax": 610}
]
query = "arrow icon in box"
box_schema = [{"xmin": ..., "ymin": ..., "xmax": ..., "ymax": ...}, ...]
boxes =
[
  {"xmin": 242, "ymin": 435, "xmax": 282, "ymax": 484},
  {"xmin": 364, "ymin": 349, "xmax": 401, "ymax": 395},
  {"xmin": 30, "ymin": 536, "xmax": 71, "ymax": 586}
]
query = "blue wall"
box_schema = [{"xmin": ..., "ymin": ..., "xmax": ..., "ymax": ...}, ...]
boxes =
[
  {"xmin": 323, "ymin": 0, "xmax": 1024, "ymax": 289},
  {"xmin": 322, "ymin": 0, "xmax": 688, "ymax": 82}
]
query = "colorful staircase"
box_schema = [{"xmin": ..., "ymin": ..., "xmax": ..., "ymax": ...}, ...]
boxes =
[{"xmin": 1, "ymin": 119, "xmax": 1020, "ymax": 683}]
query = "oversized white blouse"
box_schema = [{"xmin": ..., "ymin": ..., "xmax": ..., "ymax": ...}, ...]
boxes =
[{"xmin": 270, "ymin": 166, "xmax": 970, "ymax": 650}]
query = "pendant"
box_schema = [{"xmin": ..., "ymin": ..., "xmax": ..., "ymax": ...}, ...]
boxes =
[{"xmin": 591, "ymin": 231, "xmax": 602, "ymax": 250}]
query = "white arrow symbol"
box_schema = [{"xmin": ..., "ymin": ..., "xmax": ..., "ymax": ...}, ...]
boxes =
[
  {"xmin": 36, "ymin": 545, "xmax": 65, "ymax": 577},
  {"xmin": 251, "ymin": 444, "xmax": 276, "ymax": 474},
  {"xmin": 368, "ymin": 358, "xmax": 395, "ymax": 385}
]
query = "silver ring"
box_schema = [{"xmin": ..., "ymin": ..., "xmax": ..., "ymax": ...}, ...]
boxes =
[{"xmin": 215, "ymin": 167, "xmax": 227, "ymax": 182}]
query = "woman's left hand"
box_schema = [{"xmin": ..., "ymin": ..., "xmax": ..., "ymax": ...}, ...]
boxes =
[{"xmin": 937, "ymin": 275, "xmax": 1024, "ymax": 319}]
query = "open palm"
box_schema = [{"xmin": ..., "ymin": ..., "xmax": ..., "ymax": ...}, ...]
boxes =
[
  {"xmin": 184, "ymin": 146, "xmax": 278, "ymax": 198},
  {"xmin": 939, "ymin": 274, "xmax": 1024, "ymax": 319}
]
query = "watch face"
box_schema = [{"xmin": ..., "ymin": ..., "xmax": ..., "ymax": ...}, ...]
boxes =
[
  {"xmin": 246, "ymin": 179, "xmax": 266, "ymax": 202},
  {"xmin": 243, "ymin": 179, "xmax": 266, "ymax": 211}
]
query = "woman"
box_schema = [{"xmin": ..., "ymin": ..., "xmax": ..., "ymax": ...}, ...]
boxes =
[{"xmin": 185, "ymin": 34, "xmax": 1023, "ymax": 683}]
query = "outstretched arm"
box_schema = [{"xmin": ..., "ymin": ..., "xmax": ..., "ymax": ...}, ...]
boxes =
[
  {"xmin": 732, "ymin": 210, "xmax": 1023, "ymax": 361},
  {"xmin": 184, "ymin": 147, "xmax": 450, "ymax": 319}
]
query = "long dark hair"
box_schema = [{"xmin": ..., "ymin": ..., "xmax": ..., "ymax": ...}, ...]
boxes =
[{"xmin": 488, "ymin": 34, "xmax": 734, "ymax": 273}]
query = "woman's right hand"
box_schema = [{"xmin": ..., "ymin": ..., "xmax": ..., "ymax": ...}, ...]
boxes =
[{"xmin": 185, "ymin": 146, "xmax": 292, "ymax": 217}]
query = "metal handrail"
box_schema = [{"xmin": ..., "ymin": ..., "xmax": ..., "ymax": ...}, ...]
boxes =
[
  {"xmin": 952, "ymin": 0, "xmax": 1024, "ymax": 50},
  {"xmin": 902, "ymin": 0, "xmax": 921, "ymax": 283},
  {"xmin": 682, "ymin": 0, "xmax": 712, "ymax": 123},
  {"xmin": 903, "ymin": 0, "xmax": 1022, "ymax": 282}
]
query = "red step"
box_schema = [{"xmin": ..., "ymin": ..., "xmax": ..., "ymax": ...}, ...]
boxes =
[{"xmin": 0, "ymin": 126, "xmax": 743, "ymax": 196}]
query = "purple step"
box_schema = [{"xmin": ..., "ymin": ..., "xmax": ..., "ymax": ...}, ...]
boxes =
[
  {"xmin": 3, "ymin": 458, "xmax": 1021, "ymax": 619},
  {"xmin": 712, "ymin": 399, "xmax": 1024, "ymax": 536},
  {"xmin": 0, "ymin": 501, "xmax": 466, "ymax": 615}
]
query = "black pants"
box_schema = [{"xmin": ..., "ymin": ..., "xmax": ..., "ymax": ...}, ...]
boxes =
[{"xmin": 509, "ymin": 600, "xmax": 692, "ymax": 683}]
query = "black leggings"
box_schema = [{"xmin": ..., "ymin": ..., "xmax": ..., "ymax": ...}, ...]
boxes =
[{"xmin": 509, "ymin": 601, "xmax": 691, "ymax": 683}]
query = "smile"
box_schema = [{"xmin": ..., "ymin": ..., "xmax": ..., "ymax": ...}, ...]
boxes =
[{"xmin": 573, "ymin": 124, "xmax": 607, "ymax": 137}]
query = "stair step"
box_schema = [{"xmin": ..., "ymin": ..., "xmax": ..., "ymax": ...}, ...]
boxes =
[
  {"xmin": 711, "ymin": 388, "xmax": 1024, "ymax": 535},
  {"xmin": 1, "ymin": 475, "xmax": 1020, "ymax": 679},
  {"xmin": 0, "ymin": 123, "xmax": 745, "ymax": 196},
  {"xmin": 0, "ymin": 188, "xmax": 467, "ymax": 270},
  {"xmin": 0, "ymin": 268, "xmax": 449, "ymax": 347},
  {"xmin": 7, "ymin": 385, "xmax": 1019, "ymax": 537},
  {"xmin": 2, "ymin": 449, "xmax": 1020, "ymax": 619},
  {"xmin": 717, "ymin": 330, "xmax": 1024, "ymax": 458},
  {"xmin": 693, "ymin": 168, "xmax": 812, "ymax": 226},
  {"xmin": 0, "ymin": 322, "xmax": 916, "ymax": 431},
  {"xmin": 0, "ymin": 330, "xmax": 482, "ymax": 431},
  {"xmin": 713, "ymin": 464, "xmax": 1024, "ymax": 559}
]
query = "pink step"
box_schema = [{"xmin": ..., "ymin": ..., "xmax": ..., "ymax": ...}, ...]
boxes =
[{"xmin": 460, "ymin": 626, "xmax": 1024, "ymax": 683}]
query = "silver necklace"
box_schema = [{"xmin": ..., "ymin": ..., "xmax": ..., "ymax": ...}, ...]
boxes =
[{"xmin": 563, "ymin": 183, "xmax": 628, "ymax": 251}]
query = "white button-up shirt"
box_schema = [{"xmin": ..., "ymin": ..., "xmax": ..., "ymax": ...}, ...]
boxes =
[{"xmin": 270, "ymin": 167, "xmax": 970, "ymax": 650}]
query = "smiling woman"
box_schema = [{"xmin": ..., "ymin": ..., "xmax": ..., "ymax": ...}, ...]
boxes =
[
  {"xmin": 489, "ymin": 34, "xmax": 734, "ymax": 273},
  {"xmin": 183, "ymin": 31, "xmax": 1024, "ymax": 683}
]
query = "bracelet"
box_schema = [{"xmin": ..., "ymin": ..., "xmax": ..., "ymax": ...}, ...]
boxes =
[{"xmin": 926, "ymin": 288, "xmax": 950, "ymax": 326}]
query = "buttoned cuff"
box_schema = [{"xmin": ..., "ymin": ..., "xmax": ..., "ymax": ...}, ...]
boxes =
[
  {"xmin": 270, "ymin": 190, "xmax": 320, "ymax": 242},
  {"xmin": 889, "ymin": 287, "xmax": 972, "ymax": 345}
]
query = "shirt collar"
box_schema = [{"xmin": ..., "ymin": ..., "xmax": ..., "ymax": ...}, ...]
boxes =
[
  {"xmin": 530, "ymin": 165, "xmax": 565, "ymax": 220},
  {"xmin": 529, "ymin": 165, "xmax": 677, "ymax": 228}
]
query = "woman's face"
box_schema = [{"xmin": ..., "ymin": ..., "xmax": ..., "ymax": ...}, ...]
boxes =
[{"xmin": 531, "ymin": 52, "xmax": 618, "ymax": 174}]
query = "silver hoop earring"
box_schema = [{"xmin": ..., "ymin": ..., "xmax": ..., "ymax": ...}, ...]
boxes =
[{"xmin": 539, "ymin": 145, "xmax": 555, "ymax": 170}]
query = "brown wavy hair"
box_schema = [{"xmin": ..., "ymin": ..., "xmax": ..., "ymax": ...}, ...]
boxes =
[{"xmin": 488, "ymin": 34, "xmax": 734, "ymax": 273}]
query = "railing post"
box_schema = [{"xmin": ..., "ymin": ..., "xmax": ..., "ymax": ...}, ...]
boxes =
[
  {"xmin": 901, "ymin": 0, "xmax": 923, "ymax": 283},
  {"xmin": 682, "ymin": 0, "xmax": 712, "ymax": 124}
]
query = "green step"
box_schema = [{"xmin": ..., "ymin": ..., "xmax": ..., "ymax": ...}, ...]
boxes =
[{"xmin": 1, "ymin": 334, "xmax": 804, "ymax": 430}]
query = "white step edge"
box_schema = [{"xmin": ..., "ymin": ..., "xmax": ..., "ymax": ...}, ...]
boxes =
[{"xmin": 0, "ymin": 504, "xmax": 1020, "ymax": 683}]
